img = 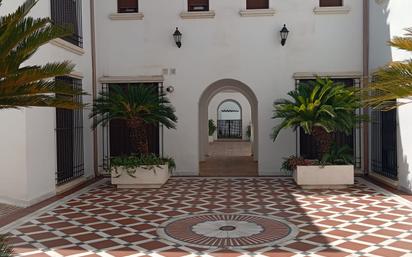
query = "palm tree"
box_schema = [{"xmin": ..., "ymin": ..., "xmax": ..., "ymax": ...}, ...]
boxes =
[
  {"xmin": 90, "ymin": 85, "xmax": 177, "ymax": 155},
  {"xmin": 0, "ymin": 235, "xmax": 12, "ymax": 257},
  {"xmin": 0, "ymin": 0, "xmax": 85, "ymax": 109},
  {"xmin": 364, "ymin": 27, "xmax": 412, "ymax": 110},
  {"xmin": 272, "ymin": 78, "xmax": 363, "ymax": 156}
]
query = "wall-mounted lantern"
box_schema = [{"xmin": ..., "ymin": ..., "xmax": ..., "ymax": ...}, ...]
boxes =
[
  {"xmin": 280, "ymin": 24, "xmax": 289, "ymax": 46},
  {"xmin": 173, "ymin": 27, "xmax": 182, "ymax": 48},
  {"xmin": 166, "ymin": 86, "xmax": 175, "ymax": 93}
]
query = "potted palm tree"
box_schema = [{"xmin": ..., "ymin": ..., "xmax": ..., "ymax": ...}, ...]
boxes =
[
  {"xmin": 272, "ymin": 78, "xmax": 364, "ymax": 188},
  {"xmin": 209, "ymin": 119, "xmax": 217, "ymax": 142},
  {"xmin": 90, "ymin": 85, "xmax": 177, "ymax": 188}
]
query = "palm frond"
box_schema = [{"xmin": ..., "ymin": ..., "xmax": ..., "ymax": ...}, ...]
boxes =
[
  {"xmin": 90, "ymin": 85, "xmax": 178, "ymax": 130},
  {"xmin": 0, "ymin": 0, "xmax": 85, "ymax": 110},
  {"xmin": 272, "ymin": 78, "xmax": 363, "ymax": 141}
]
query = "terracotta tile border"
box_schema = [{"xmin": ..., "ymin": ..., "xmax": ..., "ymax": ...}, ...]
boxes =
[{"xmin": 0, "ymin": 177, "xmax": 104, "ymax": 228}]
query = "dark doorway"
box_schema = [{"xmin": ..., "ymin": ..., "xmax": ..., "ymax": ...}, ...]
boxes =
[{"xmin": 108, "ymin": 83, "xmax": 160, "ymax": 157}]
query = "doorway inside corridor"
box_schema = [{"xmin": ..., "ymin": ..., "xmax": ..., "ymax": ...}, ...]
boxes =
[{"xmin": 199, "ymin": 79, "xmax": 258, "ymax": 177}]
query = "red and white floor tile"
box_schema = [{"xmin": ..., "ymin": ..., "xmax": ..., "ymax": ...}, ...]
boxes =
[{"xmin": 1, "ymin": 177, "xmax": 412, "ymax": 257}]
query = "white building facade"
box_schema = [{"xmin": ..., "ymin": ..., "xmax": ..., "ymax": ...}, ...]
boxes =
[{"xmin": 0, "ymin": 0, "xmax": 411, "ymax": 206}]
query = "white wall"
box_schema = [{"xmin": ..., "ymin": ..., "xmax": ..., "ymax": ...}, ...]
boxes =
[
  {"xmin": 208, "ymin": 92, "xmax": 252, "ymax": 140},
  {"xmin": 369, "ymin": 0, "xmax": 412, "ymax": 192},
  {"xmin": 0, "ymin": 0, "xmax": 94, "ymax": 206},
  {"xmin": 95, "ymin": 0, "xmax": 363, "ymax": 175}
]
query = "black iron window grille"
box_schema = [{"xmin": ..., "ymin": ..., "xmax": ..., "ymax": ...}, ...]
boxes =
[
  {"xmin": 296, "ymin": 78, "xmax": 362, "ymax": 169},
  {"xmin": 371, "ymin": 103, "xmax": 398, "ymax": 180},
  {"xmin": 217, "ymin": 120, "xmax": 242, "ymax": 139},
  {"xmin": 56, "ymin": 77, "xmax": 84, "ymax": 185},
  {"xmin": 51, "ymin": 0, "xmax": 83, "ymax": 47}
]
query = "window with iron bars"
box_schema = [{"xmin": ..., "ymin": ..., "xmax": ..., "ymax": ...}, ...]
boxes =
[
  {"xmin": 55, "ymin": 77, "xmax": 84, "ymax": 185},
  {"xmin": 51, "ymin": 0, "xmax": 83, "ymax": 48}
]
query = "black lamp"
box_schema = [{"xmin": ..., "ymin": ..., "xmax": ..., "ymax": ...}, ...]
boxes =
[
  {"xmin": 173, "ymin": 27, "xmax": 182, "ymax": 48},
  {"xmin": 280, "ymin": 24, "xmax": 289, "ymax": 46}
]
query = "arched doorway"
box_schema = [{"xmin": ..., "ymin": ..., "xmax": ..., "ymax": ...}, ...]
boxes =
[
  {"xmin": 199, "ymin": 79, "xmax": 259, "ymax": 176},
  {"xmin": 217, "ymin": 99, "xmax": 243, "ymax": 139}
]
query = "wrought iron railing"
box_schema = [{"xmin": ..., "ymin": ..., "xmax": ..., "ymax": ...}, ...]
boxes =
[
  {"xmin": 51, "ymin": 0, "xmax": 83, "ymax": 47},
  {"xmin": 56, "ymin": 77, "xmax": 84, "ymax": 185}
]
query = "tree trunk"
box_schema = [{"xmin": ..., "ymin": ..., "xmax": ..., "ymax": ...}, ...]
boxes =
[
  {"xmin": 126, "ymin": 118, "xmax": 149, "ymax": 155},
  {"xmin": 311, "ymin": 126, "xmax": 333, "ymax": 158}
]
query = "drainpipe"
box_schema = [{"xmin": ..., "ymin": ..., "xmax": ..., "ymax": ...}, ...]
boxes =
[
  {"xmin": 90, "ymin": 0, "xmax": 99, "ymax": 178},
  {"xmin": 363, "ymin": 0, "xmax": 370, "ymax": 175}
]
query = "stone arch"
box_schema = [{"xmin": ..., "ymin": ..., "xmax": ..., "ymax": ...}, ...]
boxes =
[{"xmin": 199, "ymin": 79, "xmax": 259, "ymax": 163}]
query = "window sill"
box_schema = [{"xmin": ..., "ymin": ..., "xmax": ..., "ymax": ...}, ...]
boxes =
[
  {"xmin": 180, "ymin": 11, "xmax": 216, "ymax": 19},
  {"xmin": 109, "ymin": 12, "xmax": 144, "ymax": 20},
  {"xmin": 239, "ymin": 8, "xmax": 276, "ymax": 17},
  {"xmin": 49, "ymin": 38, "xmax": 85, "ymax": 56},
  {"xmin": 313, "ymin": 6, "xmax": 351, "ymax": 15}
]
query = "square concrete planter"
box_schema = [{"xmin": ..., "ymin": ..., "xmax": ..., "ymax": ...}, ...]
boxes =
[
  {"xmin": 111, "ymin": 165, "xmax": 170, "ymax": 189},
  {"xmin": 294, "ymin": 165, "xmax": 354, "ymax": 189},
  {"xmin": 209, "ymin": 136, "xmax": 214, "ymax": 143}
]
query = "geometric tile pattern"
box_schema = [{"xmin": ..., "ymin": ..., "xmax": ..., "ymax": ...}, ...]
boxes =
[
  {"xmin": 2, "ymin": 177, "xmax": 412, "ymax": 257},
  {"xmin": 158, "ymin": 213, "xmax": 299, "ymax": 249},
  {"xmin": 0, "ymin": 203, "xmax": 21, "ymax": 219}
]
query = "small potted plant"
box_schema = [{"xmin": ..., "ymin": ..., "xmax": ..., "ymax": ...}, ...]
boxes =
[
  {"xmin": 90, "ymin": 85, "xmax": 178, "ymax": 188},
  {"xmin": 209, "ymin": 119, "xmax": 217, "ymax": 143}
]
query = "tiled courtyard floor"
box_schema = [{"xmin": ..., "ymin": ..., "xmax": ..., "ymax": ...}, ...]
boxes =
[{"xmin": 1, "ymin": 177, "xmax": 412, "ymax": 257}]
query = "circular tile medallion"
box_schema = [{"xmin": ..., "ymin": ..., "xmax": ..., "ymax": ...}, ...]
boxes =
[{"xmin": 157, "ymin": 213, "xmax": 299, "ymax": 249}]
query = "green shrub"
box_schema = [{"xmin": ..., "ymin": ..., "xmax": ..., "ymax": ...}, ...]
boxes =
[
  {"xmin": 208, "ymin": 119, "xmax": 217, "ymax": 136},
  {"xmin": 110, "ymin": 154, "xmax": 175, "ymax": 178}
]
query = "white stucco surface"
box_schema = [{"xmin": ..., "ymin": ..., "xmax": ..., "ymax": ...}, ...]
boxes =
[
  {"xmin": 94, "ymin": 0, "xmax": 363, "ymax": 175},
  {"xmin": 0, "ymin": 0, "xmax": 94, "ymax": 206},
  {"xmin": 369, "ymin": 0, "xmax": 412, "ymax": 192}
]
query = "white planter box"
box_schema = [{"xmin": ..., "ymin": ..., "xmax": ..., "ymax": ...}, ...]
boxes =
[
  {"xmin": 209, "ymin": 136, "xmax": 214, "ymax": 143},
  {"xmin": 111, "ymin": 164, "xmax": 170, "ymax": 189},
  {"xmin": 294, "ymin": 165, "xmax": 354, "ymax": 189}
]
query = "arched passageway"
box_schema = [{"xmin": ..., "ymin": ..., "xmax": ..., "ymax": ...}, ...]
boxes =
[{"xmin": 199, "ymin": 79, "xmax": 259, "ymax": 176}]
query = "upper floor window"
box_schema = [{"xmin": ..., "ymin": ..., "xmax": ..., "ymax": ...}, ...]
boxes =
[
  {"xmin": 188, "ymin": 0, "xmax": 209, "ymax": 12},
  {"xmin": 319, "ymin": 0, "xmax": 343, "ymax": 7},
  {"xmin": 118, "ymin": 0, "xmax": 139, "ymax": 13},
  {"xmin": 247, "ymin": 0, "xmax": 269, "ymax": 9},
  {"xmin": 51, "ymin": 0, "xmax": 83, "ymax": 48}
]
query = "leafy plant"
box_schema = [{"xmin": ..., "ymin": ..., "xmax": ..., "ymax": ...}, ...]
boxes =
[
  {"xmin": 246, "ymin": 125, "xmax": 251, "ymax": 139},
  {"xmin": 281, "ymin": 156, "xmax": 315, "ymax": 173},
  {"xmin": 208, "ymin": 119, "xmax": 216, "ymax": 136},
  {"xmin": 364, "ymin": 27, "xmax": 412, "ymax": 110},
  {"xmin": 272, "ymin": 78, "xmax": 364, "ymax": 156},
  {"xmin": 320, "ymin": 144, "xmax": 354, "ymax": 165},
  {"xmin": 90, "ymin": 85, "xmax": 177, "ymax": 155},
  {"xmin": 0, "ymin": 0, "xmax": 86, "ymax": 109},
  {"xmin": 0, "ymin": 235, "xmax": 12, "ymax": 257},
  {"xmin": 111, "ymin": 154, "xmax": 176, "ymax": 178}
]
